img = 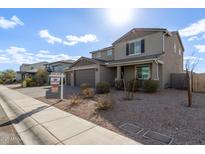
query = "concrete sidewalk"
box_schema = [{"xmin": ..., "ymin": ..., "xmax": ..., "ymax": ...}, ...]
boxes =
[{"xmin": 0, "ymin": 85, "xmax": 141, "ymax": 145}]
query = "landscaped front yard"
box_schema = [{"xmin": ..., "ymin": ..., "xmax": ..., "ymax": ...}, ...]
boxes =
[{"xmin": 36, "ymin": 88, "xmax": 205, "ymax": 145}]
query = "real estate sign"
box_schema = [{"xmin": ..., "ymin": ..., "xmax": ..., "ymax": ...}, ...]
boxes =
[
  {"xmin": 49, "ymin": 72, "xmax": 64, "ymax": 99},
  {"xmin": 49, "ymin": 73, "xmax": 61, "ymax": 93}
]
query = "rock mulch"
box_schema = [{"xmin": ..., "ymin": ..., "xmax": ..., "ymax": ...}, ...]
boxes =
[{"xmin": 37, "ymin": 89, "xmax": 205, "ymax": 145}]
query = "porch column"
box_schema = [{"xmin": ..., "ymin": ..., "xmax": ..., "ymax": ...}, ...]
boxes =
[
  {"xmin": 152, "ymin": 61, "xmax": 159, "ymax": 80},
  {"xmin": 117, "ymin": 65, "xmax": 121, "ymax": 80},
  {"xmin": 71, "ymin": 71, "xmax": 74, "ymax": 86}
]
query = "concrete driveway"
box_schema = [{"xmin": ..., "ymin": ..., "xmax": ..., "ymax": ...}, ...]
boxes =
[
  {"xmin": 15, "ymin": 86, "xmax": 80, "ymax": 99},
  {"xmin": 16, "ymin": 86, "xmax": 51, "ymax": 98}
]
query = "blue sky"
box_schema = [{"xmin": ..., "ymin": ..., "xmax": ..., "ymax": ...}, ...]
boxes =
[{"xmin": 0, "ymin": 8, "xmax": 205, "ymax": 72}]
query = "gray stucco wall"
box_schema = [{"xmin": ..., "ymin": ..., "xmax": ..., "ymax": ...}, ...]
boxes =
[{"xmin": 113, "ymin": 32, "xmax": 164, "ymax": 60}]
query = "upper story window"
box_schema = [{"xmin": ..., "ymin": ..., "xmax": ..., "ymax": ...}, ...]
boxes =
[
  {"xmin": 107, "ymin": 50, "xmax": 112, "ymax": 56},
  {"xmin": 174, "ymin": 43, "xmax": 177, "ymax": 53},
  {"xmin": 96, "ymin": 52, "xmax": 101, "ymax": 58},
  {"xmin": 126, "ymin": 39, "xmax": 144, "ymax": 56}
]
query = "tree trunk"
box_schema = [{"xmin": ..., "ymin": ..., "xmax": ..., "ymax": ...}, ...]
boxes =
[{"xmin": 186, "ymin": 70, "xmax": 192, "ymax": 107}]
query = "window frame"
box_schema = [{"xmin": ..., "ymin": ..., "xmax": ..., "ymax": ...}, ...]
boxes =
[
  {"xmin": 136, "ymin": 65, "xmax": 151, "ymax": 80},
  {"xmin": 128, "ymin": 39, "xmax": 142, "ymax": 56},
  {"xmin": 96, "ymin": 52, "xmax": 101, "ymax": 58},
  {"xmin": 107, "ymin": 50, "xmax": 112, "ymax": 56}
]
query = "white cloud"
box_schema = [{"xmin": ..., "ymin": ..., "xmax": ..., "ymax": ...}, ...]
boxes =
[
  {"xmin": 39, "ymin": 29, "xmax": 62, "ymax": 44},
  {"xmin": 64, "ymin": 34, "xmax": 98, "ymax": 46},
  {"xmin": 188, "ymin": 36, "xmax": 198, "ymax": 41},
  {"xmin": 0, "ymin": 15, "xmax": 24, "ymax": 29},
  {"xmin": 184, "ymin": 56, "xmax": 203, "ymax": 61},
  {"xmin": 194, "ymin": 45, "xmax": 205, "ymax": 52},
  {"xmin": 0, "ymin": 46, "xmax": 79, "ymax": 65},
  {"xmin": 38, "ymin": 50, "xmax": 50, "ymax": 54},
  {"xmin": 179, "ymin": 19, "xmax": 205, "ymax": 37}
]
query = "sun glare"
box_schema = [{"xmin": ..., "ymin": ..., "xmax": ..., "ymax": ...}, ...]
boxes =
[{"xmin": 107, "ymin": 8, "xmax": 133, "ymax": 26}]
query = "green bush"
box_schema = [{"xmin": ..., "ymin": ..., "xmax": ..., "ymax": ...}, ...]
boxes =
[
  {"xmin": 0, "ymin": 79, "xmax": 3, "ymax": 84},
  {"xmin": 29, "ymin": 81, "xmax": 37, "ymax": 87},
  {"xmin": 96, "ymin": 82, "xmax": 110, "ymax": 94},
  {"xmin": 126, "ymin": 79, "xmax": 138, "ymax": 92},
  {"xmin": 144, "ymin": 80, "xmax": 159, "ymax": 92},
  {"xmin": 114, "ymin": 79, "xmax": 124, "ymax": 90},
  {"xmin": 23, "ymin": 77, "xmax": 37, "ymax": 87},
  {"xmin": 80, "ymin": 83, "xmax": 90, "ymax": 92}
]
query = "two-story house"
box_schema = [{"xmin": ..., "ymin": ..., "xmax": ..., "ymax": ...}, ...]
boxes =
[
  {"xmin": 17, "ymin": 61, "xmax": 48, "ymax": 81},
  {"xmin": 65, "ymin": 28, "xmax": 184, "ymax": 88},
  {"xmin": 45, "ymin": 60, "xmax": 75, "ymax": 73}
]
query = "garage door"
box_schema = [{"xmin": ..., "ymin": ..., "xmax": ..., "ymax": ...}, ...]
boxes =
[{"xmin": 74, "ymin": 69, "xmax": 95, "ymax": 87}]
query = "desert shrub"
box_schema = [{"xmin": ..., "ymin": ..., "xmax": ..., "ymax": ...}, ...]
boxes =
[
  {"xmin": 80, "ymin": 83, "xmax": 90, "ymax": 92},
  {"xmin": 126, "ymin": 79, "xmax": 138, "ymax": 92},
  {"xmin": 70, "ymin": 95, "xmax": 81, "ymax": 106},
  {"xmin": 144, "ymin": 80, "xmax": 159, "ymax": 92},
  {"xmin": 22, "ymin": 80, "xmax": 27, "ymax": 88},
  {"xmin": 114, "ymin": 79, "xmax": 124, "ymax": 90},
  {"xmin": 96, "ymin": 82, "xmax": 110, "ymax": 94},
  {"xmin": 95, "ymin": 94, "xmax": 114, "ymax": 110},
  {"xmin": 82, "ymin": 88, "xmax": 94, "ymax": 98}
]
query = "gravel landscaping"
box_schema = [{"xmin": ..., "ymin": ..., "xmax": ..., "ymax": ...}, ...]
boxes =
[{"xmin": 36, "ymin": 89, "xmax": 205, "ymax": 145}]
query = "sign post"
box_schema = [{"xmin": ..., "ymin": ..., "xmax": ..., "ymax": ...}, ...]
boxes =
[
  {"xmin": 60, "ymin": 73, "xmax": 64, "ymax": 100},
  {"xmin": 49, "ymin": 72, "xmax": 64, "ymax": 100}
]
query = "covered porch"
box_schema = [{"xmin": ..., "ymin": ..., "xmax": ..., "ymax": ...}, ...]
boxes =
[{"xmin": 107, "ymin": 58, "xmax": 164, "ymax": 89}]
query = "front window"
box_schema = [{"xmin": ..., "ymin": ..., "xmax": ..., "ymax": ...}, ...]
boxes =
[
  {"xmin": 136, "ymin": 65, "xmax": 150, "ymax": 80},
  {"xmin": 96, "ymin": 52, "xmax": 101, "ymax": 58},
  {"xmin": 107, "ymin": 50, "xmax": 112, "ymax": 56},
  {"xmin": 129, "ymin": 40, "xmax": 141, "ymax": 55}
]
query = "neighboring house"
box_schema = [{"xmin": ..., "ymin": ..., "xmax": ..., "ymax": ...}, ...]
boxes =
[
  {"xmin": 17, "ymin": 61, "xmax": 48, "ymax": 80},
  {"xmin": 65, "ymin": 28, "xmax": 184, "ymax": 88},
  {"xmin": 45, "ymin": 60, "xmax": 75, "ymax": 85},
  {"xmin": 45, "ymin": 60, "xmax": 75, "ymax": 73}
]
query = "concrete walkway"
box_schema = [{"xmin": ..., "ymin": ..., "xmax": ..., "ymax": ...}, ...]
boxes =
[{"xmin": 0, "ymin": 85, "xmax": 140, "ymax": 145}]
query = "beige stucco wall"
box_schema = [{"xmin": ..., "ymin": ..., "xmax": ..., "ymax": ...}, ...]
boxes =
[
  {"xmin": 99, "ymin": 65, "xmax": 116, "ymax": 86},
  {"xmin": 113, "ymin": 32, "xmax": 164, "ymax": 60},
  {"xmin": 92, "ymin": 49, "xmax": 114, "ymax": 61},
  {"xmin": 159, "ymin": 34, "xmax": 184, "ymax": 88},
  {"xmin": 123, "ymin": 65, "xmax": 135, "ymax": 81}
]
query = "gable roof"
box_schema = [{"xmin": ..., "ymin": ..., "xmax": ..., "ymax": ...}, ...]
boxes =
[
  {"xmin": 90, "ymin": 46, "xmax": 114, "ymax": 54},
  {"xmin": 112, "ymin": 28, "xmax": 170, "ymax": 45},
  {"xmin": 46, "ymin": 59, "xmax": 75, "ymax": 65},
  {"xmin": 69, "ymin": 56, "xmax": 106, "ymax": 68}
]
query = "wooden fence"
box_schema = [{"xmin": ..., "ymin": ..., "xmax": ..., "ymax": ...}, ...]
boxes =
[{"xmin": 171, "ymin": 73, "xmax": 205, "ymax": 92}]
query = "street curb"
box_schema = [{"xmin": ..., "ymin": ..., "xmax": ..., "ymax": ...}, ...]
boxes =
[{"xmin": 0, "ymin": 87, "xmax": 60, "ymax": 145}]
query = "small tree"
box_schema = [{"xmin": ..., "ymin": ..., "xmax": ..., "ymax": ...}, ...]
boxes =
[
  {"xmin": 122, "ymin": 72, "xmax": 137, "ymax": 100},
  {"xmin": 0, "ymin": 69, "xmax": 16, "ymax": 84},
  {"xmin": 35, "ymin": 69, "xmax": 48, "ymax": 86},
  {"xmin": 185, "ymin": 53, "xmax": 199, "ymax": 107}
]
